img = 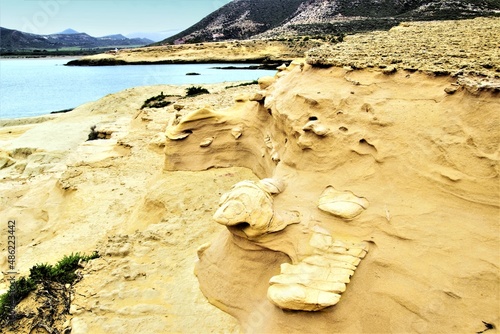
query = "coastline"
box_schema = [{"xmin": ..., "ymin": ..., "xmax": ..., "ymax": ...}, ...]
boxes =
[
  {"xmin": 64, "ymin": 39, "xmax": 319, "ymax": 66},
  {"xmin": 0, "ymin": 59, "xmax": 278, "ymax": 120},
  {"xmin": 65, "ymin": 57, "xmax": 291, "ymax": 68},
  {"xmin": 0, "ymin": 55, "xmax": 82, "ymax": 60}
]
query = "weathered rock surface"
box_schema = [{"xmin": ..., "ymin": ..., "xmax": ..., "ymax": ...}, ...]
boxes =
[
  {"xmin": 167, "ymin": 17, "xmax": 499, "ymax": 333},
  {"xmin": 213, "ymin": 179, "xmax": 299, "ymax": 239},
  {"xmin": 0, "ymin": 83, "xmax": 259, "ymax": 334},
  {"xmin": 0, "ymin": 17, "xmax": 498, "ymax": 334},
  {"xmin": 318, "ymin": 186, "xmax": 369, "ymax": 220},
  {"xmin": 268, "ymin": 226, "xmax": 368, "ymax": 311}
]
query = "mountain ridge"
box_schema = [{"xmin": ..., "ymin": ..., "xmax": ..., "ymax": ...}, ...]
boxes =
[
  {"xmin": 160, "ymin": 0, "xmax": 500, "ymax": 43},
  {"xmin": 0, "ymin": 27, "xmax": 154, "ymax": 52}
]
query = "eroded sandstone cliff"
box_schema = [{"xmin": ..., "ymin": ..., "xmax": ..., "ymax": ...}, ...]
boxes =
[{"xmin": 164, "ymin": 60, "xmax": 499, "ymax": 333}]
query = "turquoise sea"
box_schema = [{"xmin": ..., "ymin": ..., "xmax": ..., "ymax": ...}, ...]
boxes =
[{"xmin": 0, "ymin": 58, "xmax": 276, "ymax": 119}]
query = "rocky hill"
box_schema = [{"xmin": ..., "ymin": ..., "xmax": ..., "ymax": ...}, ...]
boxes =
[
  {"xmin": 161, "ymin": 0, "xmax": 500, "ymax": 43},
  {"xmin": 0, "ymin": 27, "xmax": 153, "ymax": 53}
]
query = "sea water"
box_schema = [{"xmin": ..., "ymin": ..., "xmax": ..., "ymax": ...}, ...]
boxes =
[{"xmin": 0, "ymin": 58, "xmax": 277, "ymax": 119}]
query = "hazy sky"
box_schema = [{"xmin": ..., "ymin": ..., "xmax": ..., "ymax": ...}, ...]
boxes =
[{"xmin": 0, "ymin": 0, "xmax": 233, "ymax": 38}]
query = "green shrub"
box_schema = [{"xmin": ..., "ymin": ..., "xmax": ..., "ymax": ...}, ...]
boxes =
[
  {"xmin": 185, "ymin": 86, "xmax": 210, "ymax": 97},
  {"xmin": 141, "ymin": 92, "xmax": 173, "ymax": 110},
  {"xmin": 0, "ymin": 277, "xmax": 36, "ymax": 320},
  {"xmin": 0, "ymin": 251, "xmax": 99, "ymax": 322},
  {"xmin": 29, "ymin": 263, "xmax": 54, "ymax": 282},
  {"xmin": 29, "ymin": 252, "xmax": 99, "ymax": 284}
]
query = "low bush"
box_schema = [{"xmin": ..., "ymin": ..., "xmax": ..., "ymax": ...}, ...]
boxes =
[
  {"xmin": 0, "ymin": 277, "xmax": 36, "ymax": 320},
  {"xmin": 185, "ymin": 86, "xmax": 210, "ymax": 97},
  {"xmin": 225, "ymin": 80, "xmax": 258, "ymax": 89},
  {"xmin": 0, "ymin": 251, "xmax": 99, "ymax": 323},
  {"xmin": 141, "ymin": 92, "xmax": 173, "ymax": 109}
]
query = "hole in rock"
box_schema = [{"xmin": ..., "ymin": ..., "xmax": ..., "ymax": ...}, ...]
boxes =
[
  {"xmin": 309, "ymin": 116, "xmax": 318, "ymax": 121},
  {"xmin": 339, "ymin": 127, "xmax": 348, "ymax": 132},
  {"xmin": 267, "ymin": 108, "xmax": 273, "ymax": 115},
  {"xmin": 358, "ymin": 139, "xmax": 378, "ymax": 154},
  {"xmin": 231, "ymin": 222, "xmax": 251, "ymax": 230}
]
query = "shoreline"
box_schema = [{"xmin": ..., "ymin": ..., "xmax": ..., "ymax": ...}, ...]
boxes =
[
  {"xmin": 65, "ymin": 57, "xmax": 292, "ymax": 67},
  {"xmin": 0, "ymin": 55, "xmax": 82, "ymax": 60},
  {"xmin": 0, "ymin": 60, "xmax": 275, "ymax": 121},
  {"xmin": 0, "ymin": 80, "xmax": 260, "ymax": 124},
  {"xmin": 63, "ymin": 39, "xmax": 317, "ymax": 67}
]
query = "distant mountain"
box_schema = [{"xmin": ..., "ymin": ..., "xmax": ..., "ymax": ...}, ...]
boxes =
[
  {"xmin": 160, "ymin": 0, "xmax": 500, "ymax": 43},
  {"xmin": 58, "ymin": 28, "xmax": 80, "ymax": 35},
  {"xmin": 101, "ymin": 34, "xmax": 128, "ymax": 40},
  {"xmin": 126, "ymin": 30, "xmax": 181, "ymax": 42},
  {"xmin": 0, "ymin": 27, "xmax": 154, "ymax": 52}
]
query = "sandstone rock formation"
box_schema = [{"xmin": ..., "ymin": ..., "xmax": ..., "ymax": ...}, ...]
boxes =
[
  {"xmin": 213, "ymin": 179, "xmax": 300, "ymax": 239},
  {"xmin": 318, "ymin": 186, "xmax": 369, "ymax": 220},
  {"xmin": 267, "ymin": 225, "xmax": 369, "ymax": 311},
  {"xmin": 164, "ymin": 18, "xmax": 499, "ymax": 333},
  {"xmin": 0, "ymin": 17, "xmax": 498, "ymax": 334}
]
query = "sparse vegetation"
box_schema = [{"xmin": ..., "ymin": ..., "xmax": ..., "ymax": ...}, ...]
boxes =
[
  {"xmin": 185, "ymin": 86, "xmax": 210, "ymax": 97},
  {"xmin": 225, "ymin": 80, "xmax": 258, "ymax": 89},
  {"xmin": 0, "ymin": 252, "xmax": 99, "ymax": 326},
  {"xmin": 30, "ymin": 252, "xmax": 99, "ymax": 285},
  {"xmin": 0, "ymin": 277, "xmax": 36, "ymax": 321},
  {"xmin": 88, "ymin": 125, "xmax": 98, "ymax": 141},
  {"xmin": 141, "ymin": 91, "xmax": 173, "ymax": 109}
]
